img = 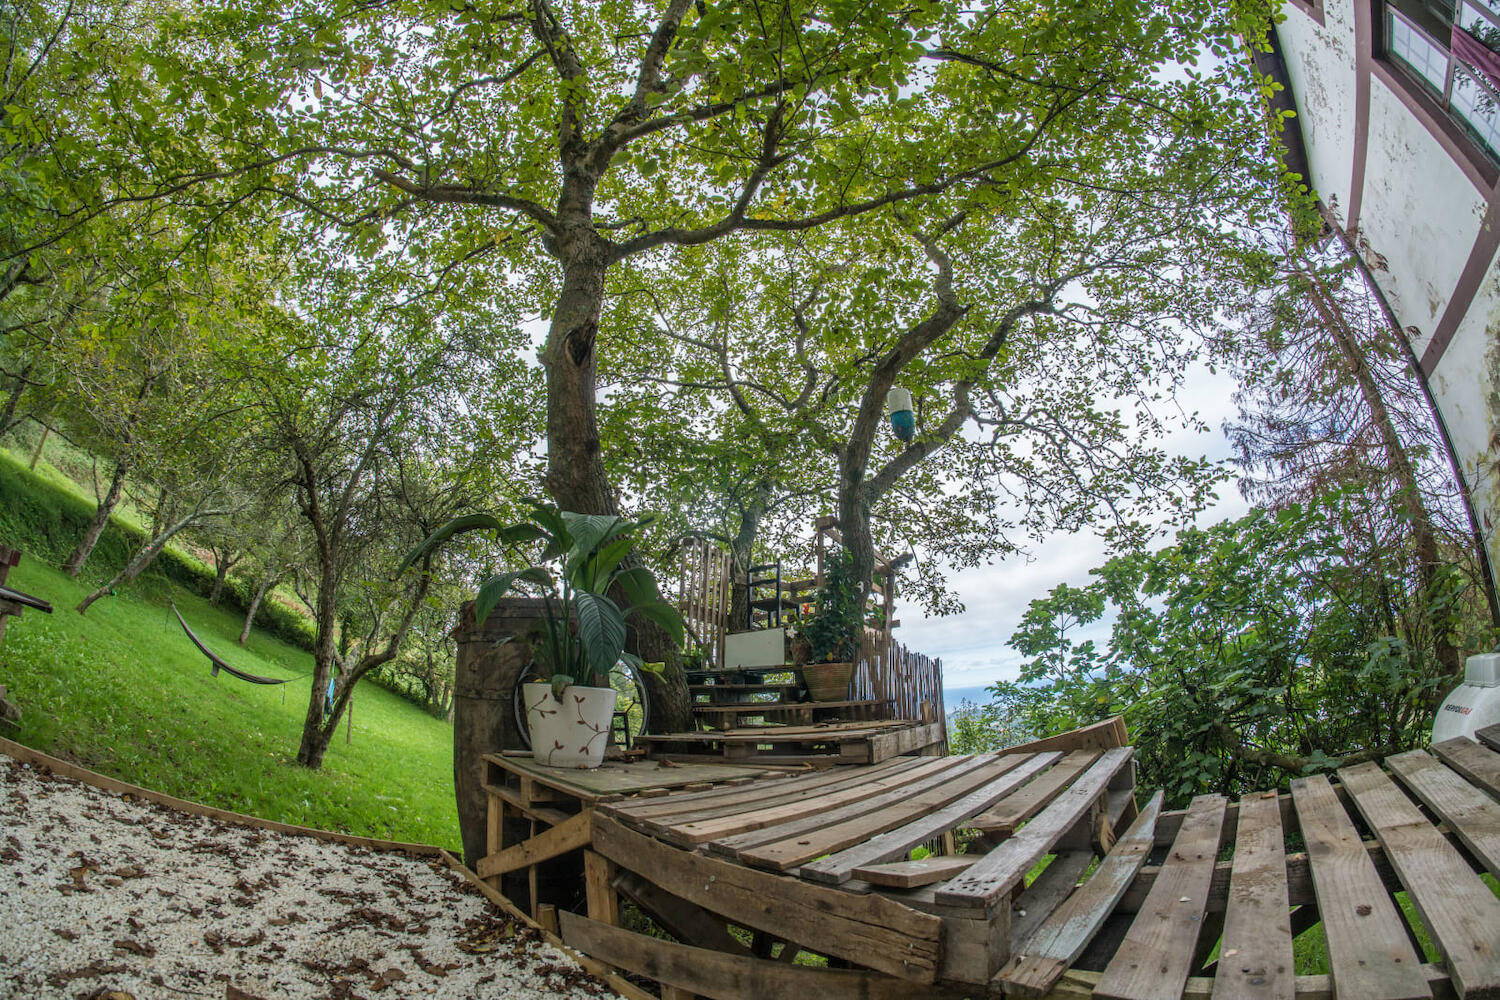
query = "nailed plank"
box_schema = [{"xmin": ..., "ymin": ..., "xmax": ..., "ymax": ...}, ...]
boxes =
[
  {"xmin": 854, "ymin": 855, "xmax": 976, "ymax": 889},
  {"xmin": 802, "ymin": 751, "xmax": 1061, "ymax": 884},
  {"xmin": 997, "ymin": 790, "xmax": 1165, "ymax": 999},
  {"xmin": 557, "ymin": 912, "xmax": 970, "ymax": 1000},
  {"xmin": 1290, "ymin": 773, "xmax": 1431, "ymax": 1000},
  {"xmin": 1214, "ymin": 792, "xmax": 1294, "ymax": 1000},
  {"xmin": 735, "ymin": 756, "xmax": 1024, "ymax": 871},
  {"xmin": 1093, "ymin": 793, "xmax": 1227, "ymax": 1000},
  {"xmin": 1478, "ymin": 724, "xmax": 1500, "ymax": 753},
  {"xmin": 612, "ymin": 869, "xmax": 751, "ymax": 955},
  {"xmin": 673, "ymin": 756, "xmax": 967, "ymax": 848},
  {"xmin": 485, "ymin": 752, "xmax": 770, "ymax": 802},
  {"xmin": 1431, "ymin": 737, "xmax": 1500, "ymax": 802},
  {"xmin": 972, "ymin": 750, "xmax": 1100, "ymax": 835},
  {"xmin": 997, "ymin": 717, "xmax": 1131, "ymax": 756},
  {"xmin": 935, "ymin": 747, "xmax": 1134, "ymax": 910},
  {"xmin": 863, "ymin": 720, "xmax": 947, "ymax": 762},
  {"xmin": 1009, "ymin": 850, "xmax": 1096, "ymax": 948},
  {"xmin": 589, "ymin": 814, "xmax": 942, "ymax": 982},
  {"xmin": 475, "ymin": 810, "xmax": 591, "ymax": 878},
  {"xmin": 1034, "ymin": 966, "xmax": 1456, "ymax": 1000},
  {"xmin": 619, "ymin": 758, "xmax": 928, "ymax": 830},
  {"xmin": 1340, "ymin": 760, "xmax": 1500, "ymax": 1000},
  {"xmin": 1387, "ymin": 749, "xmax": 1500, "ymax": 875}
]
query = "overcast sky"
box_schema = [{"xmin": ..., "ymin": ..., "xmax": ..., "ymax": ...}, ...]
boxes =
[{"xmin": 898, "ymin": 362, "xmax": 1254, "ymax": 694}]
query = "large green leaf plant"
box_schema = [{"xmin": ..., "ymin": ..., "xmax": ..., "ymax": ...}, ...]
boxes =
[{"xmin": 402, "ymin": 503, "xmax": 683, "ymax": 697}]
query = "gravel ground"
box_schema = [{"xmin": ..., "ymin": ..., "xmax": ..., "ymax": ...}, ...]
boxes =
[{"xmin": 0, "ymin": 757, "xmax": 620, "ymax": 1000}]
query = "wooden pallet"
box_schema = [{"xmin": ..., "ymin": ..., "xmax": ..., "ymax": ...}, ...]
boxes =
[
  {"xmin": 692, "ymin": 699, "xmax": 887, "ymax": 729},
  {"xmin": 636, "ymin": 719, "xmax": 944, "ymax": 764}
]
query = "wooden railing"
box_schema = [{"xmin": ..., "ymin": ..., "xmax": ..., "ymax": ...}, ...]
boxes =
[
  {"xmin": 851, "ymin": 634, "xmax": 946, "ymax": 742},
  {"xmin": 676, "ymin": 534, "xmax": 731, "ymax": 669}
]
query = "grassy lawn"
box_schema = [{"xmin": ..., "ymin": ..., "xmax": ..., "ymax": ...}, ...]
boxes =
[{"xmin": 0, "ymin": 557, "xmax": 460, "ymax": 850}]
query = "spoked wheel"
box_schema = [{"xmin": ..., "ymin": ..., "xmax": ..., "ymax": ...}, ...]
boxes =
[{"xmin": 512, "ymin": 660, "xmax": 652, "ymax": 752}]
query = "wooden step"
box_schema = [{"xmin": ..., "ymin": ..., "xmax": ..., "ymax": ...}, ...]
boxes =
[
  {"xmin": 693, "ymin": 699, "xmax": 878, "ymax": 714},
  {"xmin": 686, "ymin": 666, "xmax": 801, "ymax": 682},
  {"xmin": 689, "ymin": 683, "xmax": 802, "ymax": 695}
]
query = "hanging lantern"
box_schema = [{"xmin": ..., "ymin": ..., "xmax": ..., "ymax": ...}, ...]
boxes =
[{"xmin": 886, "ymin": 386, "xmax": 915, "ymax": 442}]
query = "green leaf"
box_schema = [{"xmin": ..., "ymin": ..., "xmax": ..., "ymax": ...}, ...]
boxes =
[
  {"xmin": 625, "ymin": 598, "xmax": 685, "ymax": 647},
  {"xmin": 574, "ymin": 591, "xmax": 626, "ymax": 681}
]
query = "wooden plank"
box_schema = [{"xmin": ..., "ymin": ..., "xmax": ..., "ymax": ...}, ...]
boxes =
[
  {"xmin": 1387, "ymin": 749, "xmax": 1500, "ymax": 874},
  {"xmin": 619, "ymin": 758, "xmax": 929, "ymax": 831},
  {"xmin": 1478, "ymin": 724, "xmax": 1500, "ymax": 753},
  {"xmin": 1214, "ymin": 791, "xmax": 1294, "ymax": 1000},
  {"xmin": 675, "ymin": 756, "xmax": 968, "ymax": 848},
  {"xmin": 475, "ymin": 809, "xmax": 591, "ymax": 878},
  {"xmin": 1289, "ymin": 773, "xmax": 1431, "ymax": 1000},
  {"xmin": 589, "ymin": 814, "xmax": 942, "ymax": 983},
  {"xmin": 1032, "ymin": 965, "xmax": 1456, "ymax": 1000},
  {"xmin": 934, "ymin": 747, "xmax": 1135, "ymax": 910},
  {"xmin": 1009, "ymin": 850, "xmax": 1096, "ymax": 948},
  {"xmin": 612, "ymin": 870, "xmax": 752, "ymax": 955},
  {"xmin": 972, "ymin": 750, "xmax": 1100, "ymax": 835},
  {"xmin": 709, "ymin": 755, "xmax": 994, "ymax": 863},
  {"xmin": 1431, "ymin": 737, "xmax": 1500, "ymax": 801},
  {"xmin": 485, "ymin": 752, "xmax": 770, "ymax": 801},
  {"xmin": 1093, "ymin": 793, "xmax": 1227, "ymax": 1000},
  {"xmin": 853, "ymin": 855, "xmax": 976, "ymax": 889},
  {"xmin": 557, "ymin": 912, "xmax": 970, "ymax": 1000},
  {"xmin": 646, "ymin": 720, "xmax": 906, "ymax": 740},
  {"xmin": 802, "ymin": 751, "xmax": 1061, "ymax": 884},
  {"xmin": 736, "ymin": 756, "xmax": 1026, "ymax": 871},
  {"xmin": 1339, "ymin": 760, "xmax": 1500, "ymax": 999},
  {"xmin": 584, "ymin": 850, "xmax": 619, "ymax": 926},
  {"xmin": 997, "ymin": 790, "xmax": 1165, "ymax": 999},
  {"xmin": 863, "ymin": 720, "xmax": 947, "ymax": 762},
  {"xmin": 998, "ymin": 717, "xmax": 1130, "ymax": 756}
]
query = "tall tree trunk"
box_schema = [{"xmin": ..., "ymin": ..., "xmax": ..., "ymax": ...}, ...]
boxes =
[
  {"xmin": 1306, "ymin": 273, "xmax": 1462, "ymax": 683},
  {"xmin": 63, "ymin": 457, "xmax": 130, "ymax": 577},
  {"xmin": 295, "ymin": 559, "xmax": 341, "ymax": 768},
  {"xmin": 0, "ymin": 372, "xmax": 28, "ymax": 435},
  {"xmin": 729, "ymin": 482, "xmax": 772, "ymax": 630},
  {"xmin": 28, "ymin": 424, "xmax": 49, "ymax": 470},
  {"xmin": 76, "ymin": 509, "xmax": 215, "ymax": 613},
  {"xmin": 239, "ymin": 573, "xmax": 278, "ymax": 645}
]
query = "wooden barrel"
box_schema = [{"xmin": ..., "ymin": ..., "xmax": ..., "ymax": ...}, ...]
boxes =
[{"xmin": 451, "ymin": 598, "xmax": 545, "ymax": 871}]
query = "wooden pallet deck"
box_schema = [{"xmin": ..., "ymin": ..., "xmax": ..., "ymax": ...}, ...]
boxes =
[
  {"xmin": 477, "ymin": 721, "xmax": 1500, "ymax": 1000},
  {"xmin": 636, "ymin": 719, "xmax": 946, "ymax": 764}
]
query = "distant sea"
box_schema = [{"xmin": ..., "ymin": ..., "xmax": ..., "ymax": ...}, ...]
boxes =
[{"xmin": 942, "ymin": 685, "xmax": 995, "ymax": 712}]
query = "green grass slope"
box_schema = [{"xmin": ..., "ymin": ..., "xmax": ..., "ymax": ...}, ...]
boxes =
[{"xmin": 0, "ymin": 453, "xmax": 459, "ymax": 849}]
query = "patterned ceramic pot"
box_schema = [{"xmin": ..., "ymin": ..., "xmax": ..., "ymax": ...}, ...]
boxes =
[{"xmin": 522, "ymin": 682, "xmax": 618, "ymax": 768}]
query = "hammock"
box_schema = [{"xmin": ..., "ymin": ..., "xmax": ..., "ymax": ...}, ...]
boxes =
[{"xmin": 170, "ymin": 602, "xmax": 291, "ymax": 685}]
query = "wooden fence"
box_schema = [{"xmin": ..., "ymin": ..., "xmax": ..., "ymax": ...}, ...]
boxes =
[
  {"xmin": 851, "ymin": 635, "xmax": 946, "ymax": 742},
  {"xmin": 676, "ymin": 535, "xmax": 731, "ymax": 669}
]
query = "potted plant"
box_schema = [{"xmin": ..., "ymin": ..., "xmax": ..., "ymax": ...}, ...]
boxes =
[
  {"xmin": 794, "ymin": 546, "xmax": 864, "ymax": 701},
  {"xmin": 401, "ymin": 502, "xmax": 683, "ymax": 768}
]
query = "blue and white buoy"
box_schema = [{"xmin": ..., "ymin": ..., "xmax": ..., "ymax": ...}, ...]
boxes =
[{"xmin": 886, "ymin": 386, "xmax": 915, "ymax": 442}]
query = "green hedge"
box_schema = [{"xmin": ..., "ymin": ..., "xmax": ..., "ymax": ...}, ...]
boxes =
[{"xmin": 0, "ymin": 451, "xmax": 317, "ymax": 651}]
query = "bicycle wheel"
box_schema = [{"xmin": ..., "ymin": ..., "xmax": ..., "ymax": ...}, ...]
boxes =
[{"xmin": 512, "ymin": 660, "xmax": 651, "ymax": 751}]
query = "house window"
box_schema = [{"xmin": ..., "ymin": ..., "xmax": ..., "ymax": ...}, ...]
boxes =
[{"xmin": 1386, "ymin": 0, "xmax": 1500, "ymax": 157}]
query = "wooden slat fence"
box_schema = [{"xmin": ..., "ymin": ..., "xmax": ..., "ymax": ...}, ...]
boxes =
[
  {"xmin": 852, "ymin": 635, "xmax": 946, "ymax": 742},
  {"xmin": 677, "ymin": 535, "xmax": 731, "ymax": 669}
]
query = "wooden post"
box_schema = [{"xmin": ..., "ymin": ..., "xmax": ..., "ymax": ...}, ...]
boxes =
[
  {"xmin": 536, "ymin": 903, "xmax": 560, "ymax": 936},
  {"xmin": 585, "ymin": 850, "xmax": 619, "ymax": 926}
]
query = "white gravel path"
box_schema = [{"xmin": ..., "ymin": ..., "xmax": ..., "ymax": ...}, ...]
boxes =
[{"xmin": 0, "ymin": 757, "xmax": 620, "ymax": 999}]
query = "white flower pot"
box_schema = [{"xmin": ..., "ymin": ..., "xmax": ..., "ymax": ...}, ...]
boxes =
[{"xmin": 522, "ymin": 683, "xmax": 618, "ymax": 768}]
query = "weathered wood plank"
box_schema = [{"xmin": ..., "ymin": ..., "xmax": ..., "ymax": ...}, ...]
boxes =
[
  {"xmin": 1387, "ymin": 749, "xmax": 1500, "ymax": 875},
  {"xmin": 935, "ymin": 747, "xmax": 1135, "ymax": 910},
  {"xmin": 736, "ymin": 756, "xmax": 1025, "ymax": 871},
  {"xmin": 972, "ymin": 751, "xmax": 1100, "ymax": 835},
  {"xmin": 1010, "ymin": 850, "xmax": 1096, "ymax": 949},
  {"xmin": 853, "ymin": 855, "xmax": 977, "ymax": 889},
  {"xmin": 1289, "ymin": 773, "xmax": 1431, "ymax": 1000},
  {"xmin": 558, "ymin": 912, "xmax": 970, "ymax": 1000},
  {"xmin": 1093, "ymin": 793, "xmax": 1227, "ymax": 1000},
  {"xmin": 675, "ymin": 756, "xmax": 968, "ymax": 848},
  {"xmin": 706, "ymin": 755, "xmax": 991, "ymax": 859},
  {"xmin": 1431, "ymin": 737, "xmax": 1500, "ymax": 802},
  {"xmin": 612, "ymin": 870, "xmax": 751, "ymax": 955},
  {"xmin": 1339, "ymin": 760, "xmax": 1500, "ymax": 1000},
  {"xmin": 863, "ymin": 720, "xmax": 947, "ymax": 761},
  {"xmin": 1478, "ymin": 724, "xmax": 1500, "ymax": 754},
  {"xmin": 996, "ymin": 789, "xmax": 1165, "ymax": 999},
  {"xmin": 1032, "ymin": 965, "xmax": 1456, "ymax": 1000},
  {"xmin": 484, "ymin": 752, "xmax": 769, "ymax": 802},
  {"xmin": 1214, "ymin": 791, "xmax": 1294, "ymax": 1000},
  {"xmin": 602, "ymin": 759, "xmax": 900, "ymax": 822},
  {"xmin": 997, "ymin": 717, "xmax": 1131, "ymax": 756},
  {"xmin": 475, "ymin": 808, "xmax": 591, "ymax": 878},
  {"xmin": 803, "ymin": 752, "xmax": 1061, "ymax": 885},
  {"xmin": 589, "ymin": 814, "xmax": 942, "ymax": 983}
]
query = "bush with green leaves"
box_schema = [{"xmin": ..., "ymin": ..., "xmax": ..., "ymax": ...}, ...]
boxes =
[
  {"xmin": 797, "ymin": 545, "xmax": 865, "ymax": 664},
  {"xmin": 989, "ymin": 497, "xmax": 1494, "ymax": 805},
  {"xmin": 402, "ymin": 502, "xmax": 684, "ymax": 696}
]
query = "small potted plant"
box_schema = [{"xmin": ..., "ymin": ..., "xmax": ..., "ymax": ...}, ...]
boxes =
[
  {"xmin": 401, "ymin": 502, "xmax": 683, "ymax": 768},
  {"xmin": 794, "ymin": 546, "xmax": 863, "ymax": 701}
]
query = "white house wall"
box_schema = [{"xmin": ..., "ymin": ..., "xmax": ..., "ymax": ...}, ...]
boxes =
[{"xmin": 1276, "ymin": 0, "xmax": 1500, "ymax": 588}]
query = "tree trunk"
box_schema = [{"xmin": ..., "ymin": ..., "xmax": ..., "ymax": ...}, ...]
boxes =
[
  {"xmin": 63, "ymin": 456, "xmax": 130, "ymax": 577},
  {"xmin": 76, "ymin": 509, "xmax": 208, "ymax": 613},
  {"xmin": 28, "ymin": 424, "xmax": 49, "ymax": 470},
  {"xmin": 239, "ymin": 574, "xmax": 276, "ymax": 645},
  {"xmin": 295, "ymin": 560, "xmax": 341, "ymax": 767},
  {"xmin": 0, "ymin": 373, "xmax": 27, "ymax": 435},
  {"xmin": 728, "ymin": 483, "xmax": 771, "ymax": 630},
  {"xmin": 210, "ymin": 561, "xmax": 230, "ymax": 605}
]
